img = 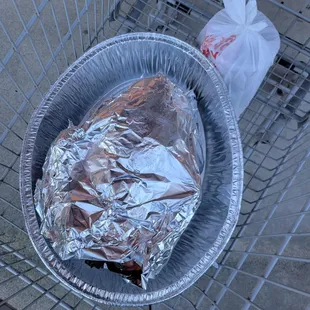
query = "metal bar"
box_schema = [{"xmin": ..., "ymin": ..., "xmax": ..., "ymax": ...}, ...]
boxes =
[
  {"xmin": 0, "ymin": 155, "xmax": 19, "ymax": 186},
  {"xmin": 231, "ymin": 231, "xmax": 310, "ymax": 240},
  {"xmin": 0, "ymin": 0, "xmax": 95, "ymax": 146},
  {"xmin": 71, "ymin": 296, "xmax": 86, "ymax": 310},
  {"xmin": 124, "ymin": 0, "xmax": 198, "ymax": 34},
  {"xmin": 281, "ymin": 36, "xmax": 310, "ymax": 59},
  {"xmin": 240, "ymin": 44, "xmax": 291, "ymax": 144},
  {"xmin": 0, "ymin": 197, "xmax": 23, "ymax": 213},
  {"xmin": 2, "ymin": 241, "xmax": 97, "ymax": 309},
  {"xmin": 63, "ymin": 0, "xmax": 78, "ymax": 60},
  {"xmin": 0, "ymin": 122, "xmax": 26, "ymax": 148},
  {"xmin": 0, "ymin": 59, "xmax": 36, "ymax": 111},
  {"xmin": 242, "ymin": 128, "xmax": 293, "ymax": 196},
  {"xmin": 242, "ymin": 191, "xmax": 310, "ymax": 213},
  {"xmin": 21, "ymin": 282, "xmax": 72, "ymax": 310},
  {"xmin": 11, "ymin": 0, "xmax": 52, "ymax": 86},
  {"xmin": 222, "ymin": 250, "xmax": 310, "ymax": 264},
  {"xmin": 266, "ymin": 0, "xmax": 310, "ymax": 24},
  {"xmin": 0, "ymin": 141, "xmax": 22, "ymax": 157},
  {"xmin": 0, "ymin": 264, "xmax": 39, "ymax": 287},
  {"xmin": 206, "ymin": 122, "xmax": 309, "ymax": 304},
  {"xmin": 48, "ymin": 288, "xmax": 73, "ymax": 310},
  {"xmin": 0, "ymin": 0, "xmax": 50, "ymax": 72},
  {"xmin": 0, "ymin": 272, "xmax": 50, "ymax": 307},
  {"xmin": 74, "ymin": 0, "xmax": 85, "ymax": 53},
  {"xmin": 94, "ymin": 0, "xmax": 97, "ymax": 44},
  {"xmin": 49, "ymin": 0, "xmax": 70, "ymax": 67},
  {"xmin": 242, "ymin": 190, "xmax": 310, "ymax": 214},
  {"xmin": 85, "ymin": 0, "xmax": 92, "ymax": 47},
  {"xmin": 0, "ymin": 93, "xmax": 29, "ymax": 125},
  {"xmin": 223, "ymin": 150, "xmax": 310, "ymax": 306},
  {"xmin": 101, "ymin": 0, "xmax": 104, "ymax": 37},
  {"xmin": 197, "ymin": 274, "xmax": 263, "ymax": 310},
  {"xmin": 244, "ymin": 150, "xmax": 309, "ymax": 206},
  {"xmin": 248, "ymin": 198, "xmax": 310, "ymax": 302},
  {"xmin": 239, "ymin": 208, "xmax": 310, "ymax": 227},
  {"xmin": 0, "ymin": 239, "xmax": 96, "ymax": 310},
  {"xmin": 0, "ymin": 257, "xmax": 31, "ymax": 270},
  {"xmin": 0, "ymin": 247, "xmax": 26, "ymax": 257},
  {"xmin": 0, "ymin": 215, "xmax": 27, "ymax": 235},
  {"xmin": 30, "ymin": 0, "xmax": 62, "ymax": 73},
  {"xmin": 218, "ymin": 263, "xmax": 310, "ymax": 298},
  {"xmin": 242, "ymin": 172, "xmax": 310, "ymax": 199}
]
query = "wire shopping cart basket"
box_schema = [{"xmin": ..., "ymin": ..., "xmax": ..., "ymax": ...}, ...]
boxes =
[{"xmin": 1, "ymin": 0, "xmax": 310, "ymax": 309}]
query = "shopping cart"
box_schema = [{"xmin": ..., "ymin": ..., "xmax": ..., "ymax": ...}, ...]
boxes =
[{"xmin": 0, "ymin": 0, "xmax": 310, "ymax": 309}]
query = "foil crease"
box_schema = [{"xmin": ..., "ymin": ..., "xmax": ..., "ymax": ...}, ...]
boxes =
[{"xmin": 34, "ymin": 75, "xmax": 204, "ymax": 289}]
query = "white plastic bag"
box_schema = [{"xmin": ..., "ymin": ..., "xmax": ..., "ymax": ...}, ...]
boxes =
[{"xmin": 198, "ymin": 0, "xmax": 280, "ymax": 118}]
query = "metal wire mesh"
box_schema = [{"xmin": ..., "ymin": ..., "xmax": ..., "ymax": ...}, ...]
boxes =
[{"xmin": 0, "ymin": 0, "xmax": 310, "ymax": 309}]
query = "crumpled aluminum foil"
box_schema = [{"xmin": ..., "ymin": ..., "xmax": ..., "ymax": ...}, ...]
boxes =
[{"xmin": 34, "ymin": 75, "xmax": 205, "ymax": 289}]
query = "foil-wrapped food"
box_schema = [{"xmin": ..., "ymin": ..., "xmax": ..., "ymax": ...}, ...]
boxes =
[{"xmin": 34, "ymin": 75, "xmax": 205, "ymax": 289}]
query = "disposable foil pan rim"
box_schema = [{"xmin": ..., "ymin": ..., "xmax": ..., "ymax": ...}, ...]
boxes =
[{"xmin": 20, "ymin": 33, "xmax": 243, "ymax": 306}]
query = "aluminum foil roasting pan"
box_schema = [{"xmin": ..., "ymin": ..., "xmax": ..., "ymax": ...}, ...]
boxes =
[{"xmin": 20, "ymin": 33, "xmax": 243, "ymax": 306}]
